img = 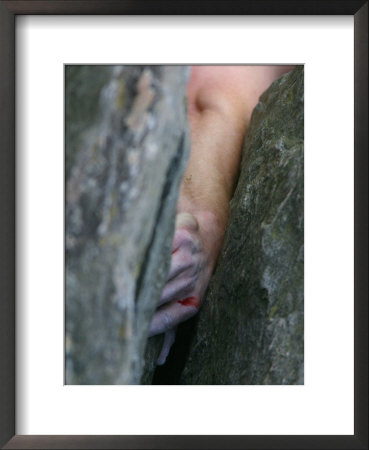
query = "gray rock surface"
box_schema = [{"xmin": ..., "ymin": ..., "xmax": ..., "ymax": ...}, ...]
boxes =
[
  {"xmin": 180, "ymin": 66, "xmax": 304, "ymax": 385},
  {"xmin": 65, "ymin": 65, "xmax": 189, "ymax": 384}
]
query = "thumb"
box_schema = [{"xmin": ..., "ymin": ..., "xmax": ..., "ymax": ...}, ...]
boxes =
[{"xmin": 175, "ymin": 212, "xmax": 199, "ymax": 231}]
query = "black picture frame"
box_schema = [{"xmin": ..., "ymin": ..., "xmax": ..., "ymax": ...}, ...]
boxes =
[{"xmin": 0, "ymin": 1, "xmax": 367, "ymax": 449}]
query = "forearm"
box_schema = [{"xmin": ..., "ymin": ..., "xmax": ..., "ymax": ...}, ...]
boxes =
[
  {"xmin": 179, "ymin": 65, "xmax": 293, "ymax": 233},
  {"xmin": 178, "ymin": 105, "xmax": 245, "ymax": 236}
]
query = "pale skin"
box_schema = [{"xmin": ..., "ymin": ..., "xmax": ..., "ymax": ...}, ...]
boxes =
[{"xmin": 149, "ymin": 65, "xmax": 293, "ymax": 364}]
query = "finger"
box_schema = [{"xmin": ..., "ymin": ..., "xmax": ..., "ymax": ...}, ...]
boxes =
[
  {"xmin": 149, "ymin": 297, "xmax": 200, "ymax": 336},
  {"xmin": 158, "ymin": 275, "xmax": 195, "ymax": 306},
  {"xmin": 167, "ymin": 250, "xmax": 193, "ymax": 281},
  {"xmin": 171, "ymin": 228, "xmax": 200, "ymax": 255},
  {"xmin": 156, "ymin": 328, "xmax": 177, "ymax": 366},
  {"xmin": 171, "ymin": 212, "xmax": 200, "ymax": 254}
]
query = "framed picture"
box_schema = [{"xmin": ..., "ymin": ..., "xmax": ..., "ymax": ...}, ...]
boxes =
[{"xmin": 1, "ymin": 1, "xmax": 367, "ymax": 449}]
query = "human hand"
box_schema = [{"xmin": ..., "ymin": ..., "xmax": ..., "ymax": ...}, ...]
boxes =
[{"xmin": 149, "ymin": 211, "xmax": 222, "ymax": 365}]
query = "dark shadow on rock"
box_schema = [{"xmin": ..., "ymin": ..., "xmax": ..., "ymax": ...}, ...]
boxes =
[{"xmin": 152, "ymin": 316, "xmax": 199, "ymax": 385}]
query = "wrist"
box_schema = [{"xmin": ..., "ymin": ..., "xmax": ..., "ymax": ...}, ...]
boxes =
[{"xmin": 176, "ymin": 205, "xmax": 227, "ymax": 265}]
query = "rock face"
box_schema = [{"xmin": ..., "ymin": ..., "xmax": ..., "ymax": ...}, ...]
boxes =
[
  {"xmin": 180, "ymin": 66, "xmax": 304, "ymax": 385},
  {"xmin": 65, "ymin": 66, "xmax": 189, "ymax": 384}
]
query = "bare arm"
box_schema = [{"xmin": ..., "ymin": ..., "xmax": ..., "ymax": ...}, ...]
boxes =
[
  {"xmin": 181, "ymin": 65, "xmax": 292, "ymax": 228},
  {"xmin": 150, "ymin": 65, "xmax": 293, "ymax": 364}
]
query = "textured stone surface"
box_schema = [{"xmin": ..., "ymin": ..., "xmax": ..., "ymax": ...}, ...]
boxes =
[
  {"xmin": 180, "ymin": 66, "xmax": 304, "ymax": 385},
  {"xmin": 65, "ymin": 65, "xmax": 189, "ymax": 384}
]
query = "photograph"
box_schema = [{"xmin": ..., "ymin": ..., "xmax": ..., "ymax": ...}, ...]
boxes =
[
  {"xmin": 1, "ymin": 1, "xmax": 367, "ymax": 447},
  {"xmin": 65, "ymin": 64, "xmax": 304, "ymax": 385}
]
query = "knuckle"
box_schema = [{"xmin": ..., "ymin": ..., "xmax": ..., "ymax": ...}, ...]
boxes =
[
  {"xmin": 172, "ymin": 249, "xmax": 194, "ymax": 272},
  {"xmin": 187, "ymin": 259, "xmax": 201, "ymax": 278},
  {"xmin": 188, "ymin": 275, "xmax": 197, "ymax": 291},
  {"xmin": 178, "ymin": 251, "xmax": 193, "ymax": 268},
  {"xmin": 175, "ymin": 228, "xmax": 195, "ymax": 246},
  {"xmin": 173, "ymin": 228, "xmax": 202, "ymax": 256}
]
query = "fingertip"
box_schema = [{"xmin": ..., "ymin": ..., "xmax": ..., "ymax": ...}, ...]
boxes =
[
  {"xmin": 156, "ymin": 354, "xmax": 167, "ymax": 366},
  {"xmin": 148, "ymin": 316, "xmax": 160, "ymax": 337},
  {"xmin": 156, "ymin": 329, "xmax": 176, "ymax": 366}
]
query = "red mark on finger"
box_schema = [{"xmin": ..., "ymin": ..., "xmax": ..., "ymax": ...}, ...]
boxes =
[{"xmin": 178, "ymin": 296, "xmax": 200, "ymax": 309}]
